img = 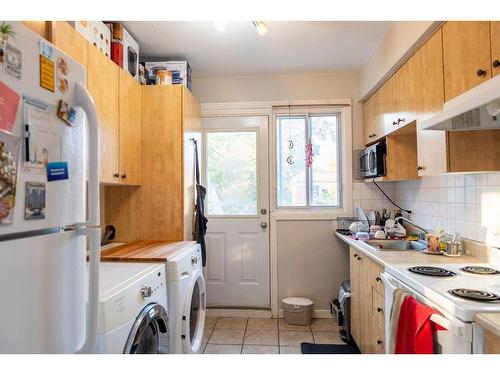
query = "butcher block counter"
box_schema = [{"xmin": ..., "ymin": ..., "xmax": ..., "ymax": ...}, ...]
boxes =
[{"xmin": 100, "ymin": 240, "xmax": 197, "ymax": 262}]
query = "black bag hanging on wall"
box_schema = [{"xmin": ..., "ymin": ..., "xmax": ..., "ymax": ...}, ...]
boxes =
[{"xmin": 193, "ymin": 140, "xmax": 208, "ymax": 266}]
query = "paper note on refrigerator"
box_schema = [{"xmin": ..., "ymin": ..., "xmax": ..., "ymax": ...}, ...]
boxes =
[
  {"xmin": 22, "ymin": 95, "xmax": 60, "ymax": 173},
  {"xmin": 0, "ymin": 80, "xmax": 20, "ymax": 133}
]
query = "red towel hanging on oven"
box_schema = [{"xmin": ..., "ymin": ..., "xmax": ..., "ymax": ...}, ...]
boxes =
[{"xmin": 395, "ymin": 295, "xmax": 445, "ymax": 354}]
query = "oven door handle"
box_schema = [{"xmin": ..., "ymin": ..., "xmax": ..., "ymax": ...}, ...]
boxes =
[
  {"xmin": 430, "ymin": 314, "xmax": 465, "ymax": 338},
  {"xmin": 381, "ymin": 273, "xmax": 469, "ymax": 340},
  {"xmin": 379, "ymin": 272, "xmax": 397, "ymax": 290}
]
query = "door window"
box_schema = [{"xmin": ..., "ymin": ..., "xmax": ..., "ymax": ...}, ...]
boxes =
[{"xmin": 206, "ymin": 131, "xmax": 257, "ymax": 215}]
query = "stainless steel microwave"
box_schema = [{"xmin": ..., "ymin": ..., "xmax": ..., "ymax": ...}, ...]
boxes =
[{"xmin": 360, "ymin": 142, "xmax": 386, "ymax": 178}]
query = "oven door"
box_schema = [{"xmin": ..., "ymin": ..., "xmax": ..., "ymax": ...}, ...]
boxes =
[{"xmin": 380, "ymin": 272, "xmax": 473, "ymax": 354}]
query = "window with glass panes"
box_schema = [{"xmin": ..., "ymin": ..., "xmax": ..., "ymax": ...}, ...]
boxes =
[{"xmin": 276, "ymin": 113, "xmax": 341, "ymax": 208}]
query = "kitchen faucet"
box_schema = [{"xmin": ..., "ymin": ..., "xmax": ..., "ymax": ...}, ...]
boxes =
[{"xmin": 395, "ymin": 217, "xmax": 431, "ymax": 241}]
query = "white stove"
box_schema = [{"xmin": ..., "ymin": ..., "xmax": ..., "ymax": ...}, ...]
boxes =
[{"xmin": 385, "ymin": 263, "xmax": 500, "ymax": 322}]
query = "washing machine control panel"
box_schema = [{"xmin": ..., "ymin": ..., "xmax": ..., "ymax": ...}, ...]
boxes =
[{"xmin": 99, "ymin": 263, "xmax": 167, "ymax": 333}]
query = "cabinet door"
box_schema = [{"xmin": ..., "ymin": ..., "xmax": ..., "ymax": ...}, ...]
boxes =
[
  {"xmin": 118, "ymin": 70, "xmax": 142, "ymax": 185},
  {"xmin": 51, "ymin": 21, "xmax": 87, "ymax": 67},
  {"xmin": 442, "ymin": 21, "xmax": 492, "ymax": 101},
  {"xmin": 87, "ymin": 44, "xmax": 120, "ymax": 183},
  {"xmin": 359, "ymin": 255, "xmax": 371, "ymax": 353},
  {"xmin": 410, "ymin": 29, "xmax": 447, "ymax": 176},
  {"xmin": 491, "ymin": 22, "xmax": 500, "ymax": 77},
  {"xmin": 363, "ymin": 94, "xmax": 375, "ymax": 145},
  {"xmin": 372, "ymin": 290, "xmax": 386, "ymax": 354},
  {"xmin": 349, "ymin": 248, "xmax": 361, "ymax": 347}
]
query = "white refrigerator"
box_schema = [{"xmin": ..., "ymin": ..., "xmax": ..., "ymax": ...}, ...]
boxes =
[{"xmin": 0, "ymin": 22, "xmax": 100, "ymax": 353}]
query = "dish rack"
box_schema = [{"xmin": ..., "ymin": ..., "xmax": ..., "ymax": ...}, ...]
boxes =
[{"xmin": 336, "ymin": 217, "xmax": 369, "ymax": 230}]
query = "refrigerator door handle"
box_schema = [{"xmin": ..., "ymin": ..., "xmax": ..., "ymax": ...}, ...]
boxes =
[
  {"xmin": 76, "ymin": 226, "xmax": 101, "ymax": 354},
  {"xmin": 75, "ymin": 82, "xmax": 100, "ymax": 227}
]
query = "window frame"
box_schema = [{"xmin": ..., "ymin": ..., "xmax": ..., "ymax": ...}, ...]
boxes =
[{"xmin": 271, "ymin": 105, "xmax": 352, "ymax": 218}]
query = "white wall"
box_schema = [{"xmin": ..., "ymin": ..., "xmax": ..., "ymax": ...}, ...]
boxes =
[
  {"xmin": 358, "ymin": 21, "xmax": 436, "ymax": 100},
  {"xmin": 193, "ymin": 71, "xmax": 362, "ymax": 311},
  {"xmin": 193, "ymin": 71, "xmax": 364, "ymax": 151}
]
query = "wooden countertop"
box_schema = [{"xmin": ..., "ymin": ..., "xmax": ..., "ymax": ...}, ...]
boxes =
[
  {"xmin": 476, "ymin": 313, "xmax": 500, "ymax": 337},
  {"xmin": 100, "ymin": 240, "xmax": 197, "ymax": 262}
]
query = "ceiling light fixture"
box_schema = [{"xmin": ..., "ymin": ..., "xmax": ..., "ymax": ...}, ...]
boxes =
[
  {"xmin": 252, "ymin": 21, "xmax": 268, "ymax": 36},
  {"xmin": 213, "ymin": 21, "xmax": 226, "ymax": 32}
]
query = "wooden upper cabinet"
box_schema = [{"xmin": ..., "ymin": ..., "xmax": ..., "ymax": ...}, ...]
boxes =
[
  {"xmin": 410, "ymin": 29, "xmax": 447, "ymax": 176},
  {"xmin": 363, "ymin": 94, "xmax": 376, "ymax": 145},
  {"xmin": 118, "ymin": 70, "xmax": 142, "ymax": 185},
  {"xmin": 491, "ymin": 21, "xmax": 500, "ymax": 77},
  {"xmin": 442, "ymin": 21, "xmax": 492, "ymax": 101},
  {"xmin": 22, "ymin": 21, "xmax": 49, "ymax": 39},
  {"xmin": 51, "ymin": 21, "xmax": 88, "ymax": 67},
  {"xmin": 87, "ymin": 44, "xmax": 120, "ymax": 184}
]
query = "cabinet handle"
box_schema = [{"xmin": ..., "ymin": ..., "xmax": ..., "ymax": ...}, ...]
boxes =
[
  {"xmin": 113, "ymin": 173, "xmax": 119, "ymax": 178},
  {"xmin": 476, "ymin": 68, "xmax": 487, "ymax": 77},
  {"xmin": 377, "ymin": 340, "xmax": 383, "ymax": 346},
  {"xmin": 121, "ymin": 174, "xmax": 127, "ymax": 180},
  {"xmin": 354, "ymin": 254, "xmax": 359, "ymax": 259},
  {"xmin": 417, "ymin": 165, "xmax": 424, "ymax": 171},
  {"xmin": 376, "ymin": 276, "xmax": 381, "ymax": 282},
  {"xmin": 392, "ymin": 120, "xmax": 398, "ymax": 126},
  {"xmin": 377, "ymin": 307, "xmax": 383, "ymax": 313},
  {"xmin": 372, "ymin": 133, "xmax": 376, "ymax": 138},
  {"xmin": 493, "ymin": 60, "xmax": 500, "ymax": 68},
  {"xmin": 398, "ymin": 118, "xmax": 405, "ymax": 124},
  {"xmin": 357, "ymin": 256, "xmax": 362, "ymax": 261}
]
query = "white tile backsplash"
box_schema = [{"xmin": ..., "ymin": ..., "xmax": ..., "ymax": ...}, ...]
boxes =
[
  {"xmin": 352, "ymin": 174, "xmax": 500, "ymax": 250},
  {"xmin": 391, "ymin": 173, "xmax": 500, "ymax": 244}
]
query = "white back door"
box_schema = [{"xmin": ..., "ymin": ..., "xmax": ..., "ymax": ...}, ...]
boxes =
[{"xmin": 202, "ymin": 116, "xmax": 269, "ymax": 308}]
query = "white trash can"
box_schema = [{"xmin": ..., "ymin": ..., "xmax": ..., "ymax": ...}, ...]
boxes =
[{"xmin": 281, "ymin": 297, "xmax": 314, "ymax": 326}]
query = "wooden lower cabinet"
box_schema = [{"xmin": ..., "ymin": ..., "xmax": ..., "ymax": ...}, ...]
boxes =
[
  {"xmin": 484, "ymin": 330, "xmax": 500, "ymax": 354},
  {"xmin": 349, "ymin": 247, "xmax": 386, "ymax": 354}
]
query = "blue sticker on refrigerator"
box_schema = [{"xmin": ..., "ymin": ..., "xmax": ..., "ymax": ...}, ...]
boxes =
[{"xmin": 46, "ymin": 162, "xmax": 69, "ymax": 181}]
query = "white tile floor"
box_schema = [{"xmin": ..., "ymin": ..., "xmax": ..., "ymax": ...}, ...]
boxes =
[{"xmin": 202, "ymin": 317, "xmax": 345, "ymax": 354}]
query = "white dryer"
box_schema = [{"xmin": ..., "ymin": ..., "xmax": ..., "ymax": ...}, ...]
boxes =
[
  {"xmin": 167, "ymin": 243, "xmax": 206, "ymax": 354},
  {"xmin": 93, "ymin": 262, "xmax": 169, "ymax": 354}
]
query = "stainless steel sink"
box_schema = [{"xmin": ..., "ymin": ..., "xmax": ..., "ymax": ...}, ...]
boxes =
[{"xmin": 364, "ymin": 240, "xmax": 427, "ymax": 251}]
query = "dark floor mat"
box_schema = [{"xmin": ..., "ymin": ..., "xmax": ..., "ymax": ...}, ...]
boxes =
[{"xmin": 300, "ymin": 342, "xmax": 361, "ymax": 354}]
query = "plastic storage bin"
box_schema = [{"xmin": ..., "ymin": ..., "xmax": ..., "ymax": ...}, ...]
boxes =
[{"xmin": 281, "ymin": 297, "xmax": 314, "ymax": 326}]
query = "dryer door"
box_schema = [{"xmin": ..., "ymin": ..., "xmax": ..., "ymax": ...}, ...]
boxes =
[
  {"xmin": 182, "ymin": 269, "xmax": 207, "ymax": 354},
  {"xmin": 124, "ymin": 303, "xmax": 168, "ymax": 354}
]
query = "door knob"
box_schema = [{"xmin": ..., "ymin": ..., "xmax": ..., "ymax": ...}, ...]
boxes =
[
  {"xmin": 260, "ymin": 222, "xmax": 268, "ymax": 229},
  {"xmin": 113, "ymin": 173, "xmax": 119, "ymax": 178},
  {"xmin": 121, "ymin": 174, "xmax": 127, "ymax": 180},
  {"xmin": 260, "ymin": 208, "xmax": 267, "ymax": 215},
  {"xmin": 493, "ymin": 60, "xmax": 500, "ymax": 68}
]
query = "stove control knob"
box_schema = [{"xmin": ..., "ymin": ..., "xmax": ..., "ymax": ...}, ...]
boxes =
[{"xmin": 141, "ymin": 285, "xmax": 152, "ymax": 299}]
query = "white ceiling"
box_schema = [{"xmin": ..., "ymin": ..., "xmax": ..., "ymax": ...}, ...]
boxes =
[{"xmin": 121, "ymin": 21, "xmax": 391, "ymax": 78}]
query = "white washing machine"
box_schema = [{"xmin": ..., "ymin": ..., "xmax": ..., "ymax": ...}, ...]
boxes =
[
  {"xmin": 167, "ymin": 243, "xmax": 206, "ymax": 354},
  {"xmin": 93, "ymin": 262, "xmax": 169, "ymax": 354}
]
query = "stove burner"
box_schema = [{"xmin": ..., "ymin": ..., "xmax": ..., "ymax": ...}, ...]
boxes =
[
  {"xmin": 460, "ymin": 266, "xmax": 500, "ymax": 275},
  {"xmin": 408, "ymin": 266, "xmax": 456, "ymax": 277},
  {"xmin": 449, "ymin": 288, "xmax": 500, "ymax": 303}
]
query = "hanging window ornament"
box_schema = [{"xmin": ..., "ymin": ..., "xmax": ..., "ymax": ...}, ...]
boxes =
[{"xmin": 305, "ymin": 139, "xmax": 313, "ymax": 168}]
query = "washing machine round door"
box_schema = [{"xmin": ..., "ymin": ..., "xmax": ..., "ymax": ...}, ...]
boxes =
[
  {"xmin": 182, "ymin": 269, "xmax": 206, "ymax": 354},
  {"xmin": 124, "ymin": 303, "xmax": 168, "ymax": 354}
]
